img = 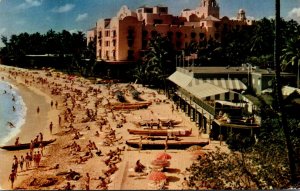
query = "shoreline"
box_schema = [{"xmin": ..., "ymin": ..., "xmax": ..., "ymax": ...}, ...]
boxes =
[
  {"xmin": 0, "ymin": 69, "xmax": 57, "ymax": 190},
  {"xmin": 0, "ymin": 65, "xmax": 225, "ymax": 190}
]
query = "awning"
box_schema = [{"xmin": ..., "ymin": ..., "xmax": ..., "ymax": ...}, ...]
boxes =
[
  {"xmin": 195, "ymin": 78, "xmax": 247, "ymax": 91},
  {"xmin": 186, "ymin": 79, "xmax": 229, "ymax": 99},
  {"xmin": 168, "ymin": 71, "xmax": 193, "ymax": 88}
]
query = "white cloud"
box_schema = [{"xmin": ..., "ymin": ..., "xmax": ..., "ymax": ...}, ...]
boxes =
[
  {"xmin": 0, "ymin": 27, "xmax": 7, "ymax": 35},
  {"xmin": 52, "ymin": 4, "xmax": 75, "ymax": 13},
  {"xmin": 16, "ymin": 0, "xmax": 42, "ymax": 10},
  {"xmin": 68, "ymin": 29, "xmax": 83, "ymax": 34},
  {"xmin": 75, "ymin": 13, "xmax": 88, "ymax": 22},
  {"xmin": 288, "ymin": 7, "xmax": 300, "ymax": 23}
]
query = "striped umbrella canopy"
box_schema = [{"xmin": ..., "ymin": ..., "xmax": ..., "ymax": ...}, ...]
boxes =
[
  {"xmin": 156, "ymin": 152, "xmax": 172, "ymax": 160},
  {"xmin": 148, "ymin": 171, "xmax": 167, "ymax": 182},
  {"xmin": 151, "ymin": 159, "xmax": 170, "ymax": 167}
]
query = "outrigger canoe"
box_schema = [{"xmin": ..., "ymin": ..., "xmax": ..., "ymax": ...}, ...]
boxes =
[
  {"xmin": 110, "ymin": 102, "xmax": 152, "ymax": 110},
  {"xmin": 127, "ymin": 128, "xmax": 192, "ymax": 136},
  {"xmin": 0, "ymin": 139, "xmax": 56, "ymax": 151},
  {"xmin": 138, "ymin": 119, "xmax": 182, "ymax": 127},
  {"xmin": 126, "ymin": 139, "xmax": 209, "ymax": 150}
]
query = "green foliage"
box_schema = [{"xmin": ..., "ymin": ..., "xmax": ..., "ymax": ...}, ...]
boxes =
[
  {"xmin": 0, "ymin": 29, "xmax": 88, "ymax": 71},
  {"xmin": 131, "ymin": 34, "xmax": 175, "ymax": 88}
]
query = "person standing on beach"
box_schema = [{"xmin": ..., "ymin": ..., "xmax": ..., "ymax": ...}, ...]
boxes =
[
  {"xmin": 164, "ymin": 136, "xmax": 169, "ymax": 152},
  {"xmin": 9, "ymin": 170, "xmax": 17, "ymax": 189},
  {"xmin": 51, "ymin": 100, "xmax": 53, "ymax": 108},
  {"xmin": 19, "ymin": 155, "xmax": 25, "ymax": 172},
  {"xmin": 36, "ymin": 151, "xmax": 42, "ymax": 168},
  {"xmin": 49, "ymin": 122, "xmax": 53, "ymax": 134},
  {"xmin": 55, "ymin": 101, "xmax": 58, "ymax": 109},
  {"xmin": 58, "ymin": 115, "xmax": 61, "ymax": 126},
  {"xmin": 84, "ymin": 173, "xmax": 90, "ymax": 190},
  {"xmin": 25, "ymin": 153, "xmax": 31, "ymax": 170},
  {"xmin": 12, "ymin": 155, "xmax": 18, "ymax": 174},
  {"xmin": 37, "ymin": 106, "xmax": 40, "ymax": 114}
]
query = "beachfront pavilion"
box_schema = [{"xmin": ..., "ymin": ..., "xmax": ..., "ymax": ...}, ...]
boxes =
[{"xmin": 168, "ymin": 67, "xmax": 261, "ymax": 140}]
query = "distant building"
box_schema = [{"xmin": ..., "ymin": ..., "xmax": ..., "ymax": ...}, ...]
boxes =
[{"xmin": 87, "ymin": 0, "xmax": 255, "ymax": 63}]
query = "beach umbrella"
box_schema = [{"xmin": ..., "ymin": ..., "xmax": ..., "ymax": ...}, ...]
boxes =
[
  {"xmin": 148, "ymin": 171, "xmax": 167, "ymax": 182},
  {"xmin": 151, "ymin": 159, "xmax": 170, "ymax": 167},
  {"xmin": 156, "ymin": 152, "xmax": 172, "ymax": 160}
]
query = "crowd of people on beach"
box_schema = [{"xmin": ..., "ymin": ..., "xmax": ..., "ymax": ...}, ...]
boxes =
[{"xmin": 1, "ymin": 66, "xmax": 186, "ymax": 190}]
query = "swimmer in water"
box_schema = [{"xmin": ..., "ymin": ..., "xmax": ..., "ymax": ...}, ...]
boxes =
[{"xmin": 7, "ymin": 121, "xmax": 15, "ymax": 128}]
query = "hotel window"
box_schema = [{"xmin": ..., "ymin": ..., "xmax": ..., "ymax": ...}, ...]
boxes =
[
  {"xmin": 176, "ymin": 32, "xmax": 182, "ymax": 39},
  {"xmin": 167, "ymin": 31, "xmax": 173, "ymax": 40},
  {"xmin": 106, "ymin": 51, "xmax": 109, "ymax": 58},
  {"xmin": 98, "ymin": 50, "xmax": 102, "ymax": 58},
  {"xmin": 191, "ymin": 32, "xmax": 196, "ymax": 39},
  {"xmin": 105, "ymin": 41, "xmax": 110, "ymax": 47},
  {"xmin": 199, "ymin": 33, "xmax": 205, "ymax": 39},
  {"xmin": 99, "ymin": 40, "xmax": 102, "ymax": 46},
  {"xmin": 112, "ymin": 40, "xmax": 116, "ymax": 47},
  {"xmin": 105, "ymin": 30, "xmax": 110, "ymax": 37},
  {"xmin": 98, "ymin": 32, "xmax": 102, "ymax": 38},
  {"xmin": 112, "ymin": 30, "xmax": 116, "ymax": 37}
]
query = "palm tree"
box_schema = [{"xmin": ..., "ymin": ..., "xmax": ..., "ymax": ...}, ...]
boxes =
[
  {"xmin": 144, "ymin": 34, "xmax": 175, "ymax": 90},
  {"xmin": 274, "ymin": 0, "xmax": 297, "ymax": 185},
  {"xmin": 281, "ymin": 37, "xmax": 300, "ymax": 88},
  {"xmin": 250, "ymin": 18, "xmax": 274, "ymax": 56}
]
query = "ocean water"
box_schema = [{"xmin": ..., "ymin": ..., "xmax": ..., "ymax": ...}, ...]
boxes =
[{"xmin": 0, "ymin": 81, "xmax": 27, "ymax": 146}]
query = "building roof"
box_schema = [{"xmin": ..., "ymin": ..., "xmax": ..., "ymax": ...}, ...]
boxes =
[
  {"xmin": 185, "ymin": 80, "xmax": 229, "ymax": 99},
  {"xmin": 169, "ymin": 71, "xmax": 229, "ymax": 99},
  {"xmin": 168, "ymin": 71, "xmax": 193, "ymax": 88},
  {"xmin": 182, "ymin": 66, "xmax": 248, "ymax": 75},
  {"xmin": 282, "ymin": 86, "xmax": 300, "ymax": 96},
  {"xmin": 201, "ymin": 15, "xmax": 220, "ymax": 22},
  {"xmin": 195, "ymin": 78, "xmax": 247, "ymax": 90}
]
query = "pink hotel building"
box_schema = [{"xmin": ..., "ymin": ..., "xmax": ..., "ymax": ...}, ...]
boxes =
[{"xmin": 87, "ymin": 0, "xmax": 254, "ymax": 64}]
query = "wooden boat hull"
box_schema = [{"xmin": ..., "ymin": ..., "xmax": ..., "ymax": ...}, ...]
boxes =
[
  {"xmin": 0, "ymin": 139, "xmax": 56, "ymax": 151},
  {"xmin": 110, "ymin": 102, "xmax": 152, "ymax": 110},
  {"xmin": 139, "ymin": 120, "xmax": 182, "ymax": 127},
  {"xmin": 127, "ymin": 128, "xmax": 192, "ymax": 137},
  {"xmin": 126, "ymin": 139, "xmax": 209, "ymax": 150}
]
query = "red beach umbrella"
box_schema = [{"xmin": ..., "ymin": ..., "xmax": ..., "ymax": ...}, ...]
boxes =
[
  {"xmin": 148, "ymin": 171, "xmax": 167, "ymax": 182},
  {"xmin": 151, "ymin": 159, "xmax": 170, "ymax": 167},
  {"xmin": 156, "ymin": 152, "xmax": 172, "ymax": 160}
]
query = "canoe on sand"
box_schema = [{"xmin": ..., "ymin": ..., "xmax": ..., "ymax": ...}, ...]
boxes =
[
  {"xmin": 126, "ymin": 139, "xmax": 209, "ymax": 150},
  {"xmin": 127, "ymin": 128, "xmax": 192, "ymax": 136},
  {"xmin": 0, "ymin": 139, "xmax": 56, "ymax": 151}
]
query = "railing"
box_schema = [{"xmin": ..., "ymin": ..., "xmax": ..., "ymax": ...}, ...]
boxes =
[{"xmin": 179, "ymin": 88, "xmax": 215, "ymax": 115}]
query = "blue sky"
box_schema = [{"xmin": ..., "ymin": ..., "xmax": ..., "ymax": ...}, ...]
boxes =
[{"xmin": 0, "ymin": 0, "xmax": 300, "ymax": 47}]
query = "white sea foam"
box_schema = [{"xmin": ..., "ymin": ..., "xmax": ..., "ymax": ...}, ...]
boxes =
[{"xmin": 0, "ymin": 81, "xmax": 27, "ymax": 146}]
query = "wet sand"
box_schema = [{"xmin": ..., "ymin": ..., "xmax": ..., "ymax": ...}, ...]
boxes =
[{"xmin": 0, "ymin": 72, "xmax": 56, "ymax": 189}]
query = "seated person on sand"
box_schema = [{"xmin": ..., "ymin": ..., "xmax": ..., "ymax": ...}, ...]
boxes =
[
  {"xmin": 66, "ymin": 169, "xmax": 81, "ymax": 180},
  {"xmin": 134, "ymin": 160, "xmax": 145, "ymax": 173},
  {"xmin": 77, "ymin": 156, "xmax": 88, "ymax": 164},
  {"xmin": 96, "ymin": 177, "xmax": 108, "ymax": 190},
  {"xmin": 95, "ymin": 131, "xmax": 100, "ymax": 137}
]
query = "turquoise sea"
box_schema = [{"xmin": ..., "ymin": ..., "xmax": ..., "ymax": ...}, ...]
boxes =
[{"xmin": 0, "ymin": 81, "xmax": 27, "ymax": 146}]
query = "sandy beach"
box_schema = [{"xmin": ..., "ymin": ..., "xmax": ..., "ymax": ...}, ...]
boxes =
[
  {"xmin": 0, "ymin": 68, "xmax": 57, "ymax": 189},
  {"xmin": 0, "ymin": 65, "xmax": 228, "ymax": 190}
]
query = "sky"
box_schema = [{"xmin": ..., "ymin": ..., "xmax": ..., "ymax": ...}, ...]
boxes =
[{"xmin": 1, "ymin": 0, "xmax": 300, "ymax": 47}]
